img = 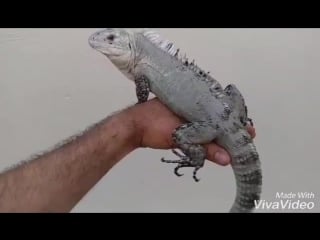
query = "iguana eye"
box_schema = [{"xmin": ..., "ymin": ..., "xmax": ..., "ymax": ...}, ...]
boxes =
[{"xmin": 107, "ymin": 34, "xmax": 115, "ymax": 41}]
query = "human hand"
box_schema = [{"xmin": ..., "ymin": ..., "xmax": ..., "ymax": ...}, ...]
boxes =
[{"xmin": 131, "ymin": 98, "xmax": 256, "ymax": 166}]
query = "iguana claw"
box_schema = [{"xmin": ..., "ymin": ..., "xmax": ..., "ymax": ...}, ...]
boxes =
[
  {"xmin": 161, "ymin": 157, "xmax": 201, "ymax": 182},
  {"xmin": 193, "ymin": 167, "xmax": 201, "ymax": 182},
  {"xmin": 174, "ymin": 165, "xmax": 184, "ymax": 177}
]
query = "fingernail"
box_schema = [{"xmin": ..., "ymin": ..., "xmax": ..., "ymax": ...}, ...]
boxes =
[{"xmin": 214, "ymin": 152, "xmax": 230, "ymax": 165}]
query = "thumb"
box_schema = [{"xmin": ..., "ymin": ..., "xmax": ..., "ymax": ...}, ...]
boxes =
[{"xmin": 205, "ymin": 143, "xmax": 231, "ymax": 166}]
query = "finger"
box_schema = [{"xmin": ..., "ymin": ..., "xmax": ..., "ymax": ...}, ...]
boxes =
[
  {"xmin": 205, "ymin": 143, "xmax": 231, "ymax": 166},
  {"xmin": 247, "ymin": 126, "xmax": 256, "ymax": 138},
  {"xmin": 205, "ymin": 125, "xmax": 255, "ymax": 165}
]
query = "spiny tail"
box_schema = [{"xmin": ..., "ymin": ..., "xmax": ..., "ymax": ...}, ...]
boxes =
[{"xmin": 229, "ymin": 133, "xmax": 262, "ymax": 213}]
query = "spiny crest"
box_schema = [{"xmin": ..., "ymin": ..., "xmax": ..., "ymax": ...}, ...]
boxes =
[
  {"xmin": 140, "ymin": 29, "xmax": 212, "ymax": 78},
  {"xmin": 141, "ymin": 29, "xmax": 177, "ymax": 56}
]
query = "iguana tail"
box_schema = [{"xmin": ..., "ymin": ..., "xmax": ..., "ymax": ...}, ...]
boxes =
[{"xmin": 229, "ymin": 133, "xmax": 262, "ymax": 213}]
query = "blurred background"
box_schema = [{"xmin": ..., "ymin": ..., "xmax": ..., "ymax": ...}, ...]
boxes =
[{"xmin": 0, "ymin": 28, "xmax": 319, "ymax": 212}]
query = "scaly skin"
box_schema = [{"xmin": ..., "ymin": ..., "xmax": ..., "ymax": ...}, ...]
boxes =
[{"xmin": 88, "ymin": 28, "xmax": 262, "ymax": 213}]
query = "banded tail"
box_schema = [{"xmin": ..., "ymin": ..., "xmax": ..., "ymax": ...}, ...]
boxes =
[{"xmin": 229, "ymin": 134, "xmax": 262, "ymax": 213}]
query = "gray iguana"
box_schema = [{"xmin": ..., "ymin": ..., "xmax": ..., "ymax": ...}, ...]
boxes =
[{"xmin": 88, "ymin": 28, "xmax": 262, "ymax": 213}]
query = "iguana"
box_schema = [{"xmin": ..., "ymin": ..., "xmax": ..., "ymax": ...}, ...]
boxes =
[{"xmin": 88, "ymin": 28, "xmax": 262, "ymax": 213}]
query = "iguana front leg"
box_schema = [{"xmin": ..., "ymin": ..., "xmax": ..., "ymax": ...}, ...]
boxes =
[
  {"xmin": 134, "ymin": 75, "xmax": 150, "ymax": 103},
  {"xmin": 161, "ymin": 121, "xmax": 220, "ymax": 182}
]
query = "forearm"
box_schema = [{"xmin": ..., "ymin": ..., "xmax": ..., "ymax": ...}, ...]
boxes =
[{"xmin": 0, "ymin": 108, "xmax": 139, "ymax": 212}]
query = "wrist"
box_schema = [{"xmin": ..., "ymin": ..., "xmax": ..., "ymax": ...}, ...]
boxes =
[
  {"xmin": 113, "ymin": 105, "xmax": 144, "ymax": 151},
  {"xmin": 87, "ymin": 107, "xmax": 142, "ymax": 169},
  {"xmin": 123, "ymin": 103, "xmax": 146, "ymax": 149}
]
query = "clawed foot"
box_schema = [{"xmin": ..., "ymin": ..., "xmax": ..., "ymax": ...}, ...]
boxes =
[
  {"xmin": 160, "ymin": 158, "xmax": 189, "ymax": 177},
  {"xmin": 161, "ymin": 149, "xmax": 202, "ymax": 182}
]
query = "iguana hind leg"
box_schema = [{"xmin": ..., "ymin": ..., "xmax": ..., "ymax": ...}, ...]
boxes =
[
  {"xmin": 224, "ymin": 84, "xmax": 254, "ymax": 127},
  {"xmin": 161, "ymin": 121, "xmax": 220, "ymax": 182}
]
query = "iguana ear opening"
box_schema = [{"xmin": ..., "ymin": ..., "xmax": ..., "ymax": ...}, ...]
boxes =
[{"xmin": 224, "ymin": 84, "xmax": 233, "ymax": 96}]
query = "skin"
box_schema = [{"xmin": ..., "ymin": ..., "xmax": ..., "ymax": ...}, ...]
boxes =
[{"xmin": 0, "ymin": 98, "xmax": 255, "ymax": 213}]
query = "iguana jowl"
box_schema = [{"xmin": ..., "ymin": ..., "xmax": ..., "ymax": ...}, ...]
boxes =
[{"xmin": 88, "ymin": 28, "xmax": 262, "ymax": 213}]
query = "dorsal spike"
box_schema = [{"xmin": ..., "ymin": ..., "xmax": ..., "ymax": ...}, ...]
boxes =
[
  {"xmin": 141, "ymin": 29, "xmax": 179, "ymax": 57},
  {"xmin": 139, "ymin": 29, "xmax": 212, "ymax": 81},
  {"xmin": 175, "ymin": 48, "xmax": 180, "ymax": 57}
]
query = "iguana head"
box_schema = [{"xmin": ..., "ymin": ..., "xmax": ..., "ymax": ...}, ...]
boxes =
[{"xmin": 88, "ymin": 28, "xmax": 136, "ymax": 80}]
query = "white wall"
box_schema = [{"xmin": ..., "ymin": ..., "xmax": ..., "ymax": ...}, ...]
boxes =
[{"xmin": 1, "ymin": 28, "xmax": 319, "ymax": 212}]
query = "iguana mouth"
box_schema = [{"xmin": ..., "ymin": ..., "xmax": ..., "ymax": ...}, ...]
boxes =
[{"xmin": 88, "ymin": 33, "xmax": 101, "ymax": 48}]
